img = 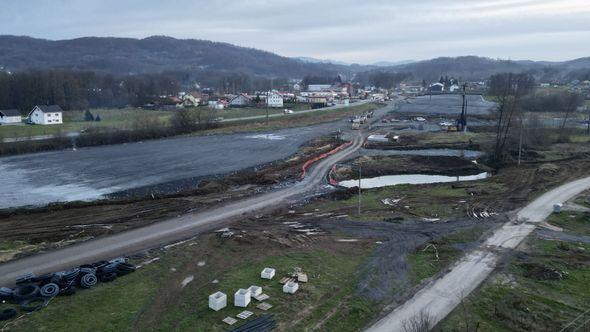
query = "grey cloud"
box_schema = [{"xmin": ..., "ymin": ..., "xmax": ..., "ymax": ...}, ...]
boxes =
[{"xmin": 0, "ymin": 0, "xmax": 588, "ymax": 63}]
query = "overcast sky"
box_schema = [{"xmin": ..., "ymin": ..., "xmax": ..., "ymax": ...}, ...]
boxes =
[{"xmin": 1, "ymin": 0, "xmax": 589, "ymax": 64}]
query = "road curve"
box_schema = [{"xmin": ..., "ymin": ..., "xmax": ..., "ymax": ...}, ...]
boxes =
[
  {"xmin": 366, "ymin": 176, "xmax": 590, "ymax": 332},
  {"xmin": 0, "ymin": 132, "xmax": 366, "ymax": 286}
]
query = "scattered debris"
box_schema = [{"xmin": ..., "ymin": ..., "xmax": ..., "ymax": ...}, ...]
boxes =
[
  {"xmin": 283, "ymin": 281, "xmax": 299, "ymax": 294},
  {"xmin": 136, "ymin": 257, "xmax": 160, "ymax": 268},
  {"xmin": 257, "ymin": 302, "xmax": 273, "ymax": 311},
  {"xmin": 254, "ymin": 294, "xmax": 269, "ymax": 302},
  {"xmin": 223, "ymin": 317, "xmax": 238, "ymax": 325},
  {"xmin": 234, "ymin": 289, "xmax": 251, "ymax": 307},
  {"xmin": 279, "ymin": 277, "xmax": 293, "ymax": 284},
  {"xmin": 261, "ymin": 267, "xmax": 276, "ymax": 280},
  {"xmin": 163, "ymin": 238, "xmax": 194, "ymax": 250},
  {"xmin": 297, "ymin": 273, "xmax": 308, "ymax": 283},
  {"xmin": 381, "ymin": 197, "xmax": 403, "ymax": 206},
  {"xmin": 209, "ymin": 292, "xmax": 227, "ymax": 311},
  {"xmin": 248, "ymin": 286, "xmax": 262, "ymax": 297},
  {"xmin": 336, "ymin": 238, "xmax": 359, "ymax": 243},
  {"xmin": 539, "ymin": 222, "xmax": 563, "ymax": 232},
  {"xmin": 236, "ymin": 310, "xmax": 254, "ymax": 319},
  {"xmin": 181, "ymin": 275, "xmax": 194, "ymax": 288}
]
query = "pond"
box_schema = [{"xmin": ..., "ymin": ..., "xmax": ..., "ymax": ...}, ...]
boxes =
[
  {"xmin": 358, "ymin": 148, "xmax": 482, "ymax": 160},
  {"xmin": 338, "ymin": 172, "xmax": 489, "ymax": 189}
]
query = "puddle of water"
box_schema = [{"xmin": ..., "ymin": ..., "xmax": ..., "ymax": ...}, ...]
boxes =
[
  {"xmin": 246, "ymin": 134, "xmax": 286, "ymax": 140},
  {"xmin": 338, "ymin": 172, "xmax": 489, "ymax": 189}
]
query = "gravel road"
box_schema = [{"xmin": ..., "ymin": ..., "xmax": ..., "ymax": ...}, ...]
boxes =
[{"xmin": 366, "ymin": 176, "xmax": 590, "ymax": 332}]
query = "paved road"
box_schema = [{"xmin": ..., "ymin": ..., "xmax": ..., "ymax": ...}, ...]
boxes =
[
  {"xmin": 0, "ymin": 130, "xmax": 368, "ymax": 286},
  {"xmin": 366, "ymin": 176, "xmax": 590, "ymax": 332},
  {"xmin": 221, "ymin": 100, "xmax": 369, "ymax": 123},
  {"xmin": 0, "ymin": 101, "xmax": 381, "ymax": 209}
]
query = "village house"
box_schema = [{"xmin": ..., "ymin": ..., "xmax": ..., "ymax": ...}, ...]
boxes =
[
  {"xmin": 449, "ymin": 84, "xmax": 460, "ymax": 92},
  {"xmin": 229, "ymin": 94, "xmax": 252, "ymax": 107},
  {"xmin": 182, "ymin": 92, "xmax": 202, "ymax": 107},
  {"xmin": 208, "ymin": 100, "xmax": 227, "ymax": 110},
  {"xmin": 28, "ymin": 105, "xmax": 63, "ymax": 125},
  {"xmin": 267, "ymin": 91, "xmax": 284, "ymax": 108},
  {"xmin": 429, "ymin": 82, "xmax": 444, "ymax": 93},
  {"xmin": 0, "ymin": 109, "xmax": 22, "ymax": 125}
]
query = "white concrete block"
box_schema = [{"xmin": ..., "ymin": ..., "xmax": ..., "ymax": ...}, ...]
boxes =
[
  {"xmin": 208, "ymin": 291, "xmax": 227, "ymax": 311},
  {"xmin": 283, "ymin": 281, "xmax": 299, "ymax": 294},
  {"xmin": 261, "ymin": 267, "xmax": 276, "ymax": 279},
  {"xmin": 234, "ymin": 289, "xmax": 251, "ymax": 307},
  {"xmin": 248, "ymin": 285, "xmax": 262, "ymax": 297}
]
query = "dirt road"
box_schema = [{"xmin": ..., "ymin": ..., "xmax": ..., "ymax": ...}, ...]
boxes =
[
  {"xmin": 0, "ymin": 131, "xmax": 367, "ymax": 286},
  {"xmin": 366, "ymin": 176, "xmax": 590, "ymax": 332}
]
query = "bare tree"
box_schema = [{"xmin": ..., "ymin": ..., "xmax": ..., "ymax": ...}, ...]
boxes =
[
  {"xmin": 490, "ymin": 73, "xmax": 535, "ymax": 164},
  {"xmin": 403, "ymin": 310, "xmax": 433, "ymax": 332}
]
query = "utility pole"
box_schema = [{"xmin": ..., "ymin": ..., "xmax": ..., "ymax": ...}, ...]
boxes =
[
  {"xmin": 358, "ymin": 158, "xmax": 362, "ymax": 216},
  {"xmin": 518, "ymin": 116, "xmax": 524, "ymax": 166},
  {"xmin": 266, "ymin": 107, "xmax": 269, "ymax": 126}
]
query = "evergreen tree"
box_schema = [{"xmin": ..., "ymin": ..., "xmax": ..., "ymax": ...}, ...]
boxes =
[
  {"xmin": 84, "ymin": 109, "xmax": 95, "ymax": 121},
  {"xmin": 95, "ymin": 114, "xmax": 101, "ymax": 122}
]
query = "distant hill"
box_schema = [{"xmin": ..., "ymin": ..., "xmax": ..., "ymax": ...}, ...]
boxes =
[
  {"xmin": 381, "ymin": 56, "xmax": 590, "ymax": 81},
  {"xmin": 0, "ymin": 35, "xmax": 354, "ymax": 78},
  {"xmin": 371, "ymin": 60, "xmax": 415, "ymax": 67},
  {"xmin": 0, "ymin": 36, "xmax": 588, "ymax": 82},
  {"xmin": 295, "ymin": 57, "xmax": 351, "ymax": 66}
]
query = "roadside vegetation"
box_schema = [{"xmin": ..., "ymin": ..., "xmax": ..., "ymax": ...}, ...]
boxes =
[{"xmin": 438, "ymin": 209, "xmax": 590, "ymax": 331}]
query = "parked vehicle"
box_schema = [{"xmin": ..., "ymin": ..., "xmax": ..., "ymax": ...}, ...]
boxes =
[{"xmin": 283, "ymin": 109, "xmax": 294, "ymax": 114}]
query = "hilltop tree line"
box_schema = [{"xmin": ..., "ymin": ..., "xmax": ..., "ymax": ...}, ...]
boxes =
[{"xmin": 0, "ymin": 70, "xmax": 182, "ymax": 111}]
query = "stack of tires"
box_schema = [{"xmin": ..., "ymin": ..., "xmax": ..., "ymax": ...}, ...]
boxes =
[{"xmin": 0, "ymin": 258, "xmax": 135, "ymax": 321}]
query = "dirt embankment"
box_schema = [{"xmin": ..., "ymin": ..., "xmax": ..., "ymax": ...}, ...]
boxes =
[
  {"xmin": 0, "ymin": 137, "xmax": 341, "ymax": 262},
  {"xmin": 333, "ymin": 155, "xmax": 490, "ymax": 181}
]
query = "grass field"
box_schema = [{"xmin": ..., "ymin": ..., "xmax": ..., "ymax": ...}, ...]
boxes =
[
  {"xmin": 0, "ymin": 109, "xmax": 175, "ymax": 139},
  {"xmin": 0, "ymin": 103, "xmax": 340, "ymax": 139},
  {"xmin": 439, "ymin": 210, "xmax": 590, "ymax": 331},
  {"xmin": 4, "ymin": 230, "xmax": 378, "ymax": 331}
]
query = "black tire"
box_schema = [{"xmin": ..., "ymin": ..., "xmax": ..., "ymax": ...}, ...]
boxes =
[
  {"xmin": 59, "ymin": 286, "xmax": 76, "ymax": 296},
  {"xmin": 32, "ymin": 273, "xmax": 54, "ymax": 284},
  {"xmin": 20, "ymin": 298, "xmax": 48, "ymax": 312},
  {"xmin": 98, "ymin": 263, "xmax": 118, "ymax": 276},
  {"xmin": 13, "ymin": 284, "xmax": 40, "ymax": 302},
  {"xmin": 79, "ymin": 267, "xmax": 97, "ymax": 275},
  {"xmin": 79, "ymin": 274, "xmax": 97, "ymax": 288},
  {"xmin": 91, "ymin": 260, "xmax": 109, "ymax": 269},
  {"xmin": 0, "ymin": 308, "xmax": 17, "ymax": 321},
  {"xmin": 40, "ymin": 283, "xmax": 60, "ymax": 298},
  {"xmin": 108, "ymin": 258, "xmax": 126, "ymax": 264},
  {"xmin": 98, "ymin": 272, "xmax": 117, "ymax": 282},
  {"xmin": 0, "ymin": 287, "xmax": 13, "ymax": 301},
  {"xmin": 115, "ymin": 263, "xmax": 136, "ymax": 276}
]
